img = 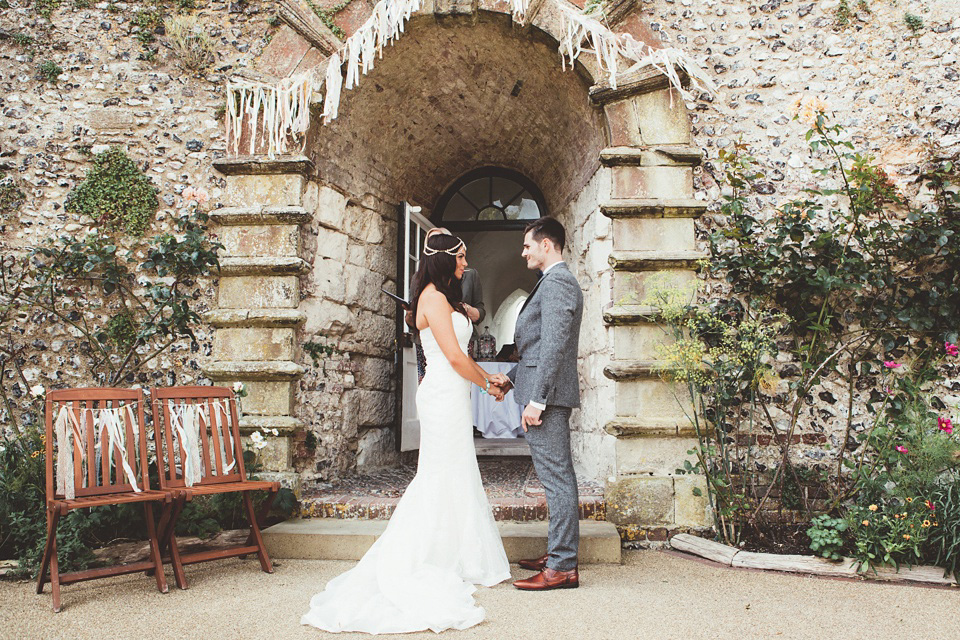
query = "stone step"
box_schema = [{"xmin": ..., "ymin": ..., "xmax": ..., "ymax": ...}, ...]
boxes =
[
  {"xmin": 300, "ymin": 493, "xmax": 606, "ymax": 522},
  {"xmin": 599, "ymin": 146, "xmax": 703, "ymax": 167},
  {"xmin": 203, "ymin": 359, "xmax": 305, "ymax": 381},
  {"xmin": 608, "ymin": 249, "xmax": 708, "ymax": 271},
  {"xmin": 212, "ymin": 154, "xmax": 314, "ymax": 176},
  {"xmin": 263, "ymin": 519, "xmax": 622, "ymax": 564},
  {"xmin": 219, "ymin": 256, "xmax": 309, "ymax": 276},
  {"xmin": 210, "ymin": 205, "xmax": 311, "ymax": 226},
  {"xmin": 589, "ymin": 65, "xmax": 689, "ymax": 105},
  {"xmin": 601, "ymin": 198, "xmax": 707, "ymax": 219},
  {"xmin": 602, "ymin": 304, "xmax": 661, "ymax": 325},
  {"xmin": 239, "ymin": 415, "xmax": 302, "ymax": 433},
  {"xmin": 206, "ymin": 308, "xmax": 307, "ymax": 328},
  {"xmin": 603, "ymin": 360, "xmax": 678, "ymax": 380},
  {"xmin": 605, "ymin": 416, "xmax": 698, "ymax": 438}
]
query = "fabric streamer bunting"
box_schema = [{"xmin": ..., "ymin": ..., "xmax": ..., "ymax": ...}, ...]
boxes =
[
  {"xmin": 167, "ymin": 399, "xmax": 237, "ymax": 487},
  {"xmin": 224, "ymin": 0, "xmax": 717, "ymax": 156}
]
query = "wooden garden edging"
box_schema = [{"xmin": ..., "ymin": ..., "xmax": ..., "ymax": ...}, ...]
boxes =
[{"xmin": 669, "ymin": 534, "xmax": 957, "ymax": 587}]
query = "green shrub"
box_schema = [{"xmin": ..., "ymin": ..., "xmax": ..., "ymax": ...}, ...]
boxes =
[
  {"xmin": 12, "ymin": 33, "xmax": 36, "ymax": 49},
  {"xmin": 925, "ymin": 476, "xmax": 960, "ymax": 582},
  {"xmin": 33, "ymin": 0, "xmax": 61, "ymax": 19},
  {"xmin": 904, "ymin": 13, "xmax": 924, "ymax": 34},
  {"xmin": 807, "ymin": 515, "xmax": 848, "ymax": 560},
  {"xmin": 0, "ymin": 174, "xmax": 26, "ymax": 215},
  {"xmin": 37, "ymin": 60, "xmax": 62, "ymax": 84},
  {"xmin": 64, "ymin": 147, "xmax": 159, "ymax": 235}
]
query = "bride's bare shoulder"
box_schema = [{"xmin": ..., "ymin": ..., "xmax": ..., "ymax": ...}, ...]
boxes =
[{"xmin": 419, "ymin": 287, "xmax": 450, "ymax": 309}]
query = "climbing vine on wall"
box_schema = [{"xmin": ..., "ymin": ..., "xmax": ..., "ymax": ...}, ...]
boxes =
[
  {"xmin": 308, "ymin": 0, "xmax": 355, "ymax": 40},
  {"xmin": 64, "ymin": 147, "xmax": 159, "ymax": 236}
]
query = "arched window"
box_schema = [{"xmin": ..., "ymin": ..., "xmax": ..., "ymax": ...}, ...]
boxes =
[{"xmin": 433, "ymin": 167, "xmax": 546, "ymax": 231}]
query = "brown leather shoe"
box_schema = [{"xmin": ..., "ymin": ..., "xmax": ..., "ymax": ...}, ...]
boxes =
[
  {"xmin": 513, "ymin": 567, "xmax": 579, "ymax": 591},
  {"xmin": 517, "ymin": 553, "xmax": 549, "ymax": 571}
]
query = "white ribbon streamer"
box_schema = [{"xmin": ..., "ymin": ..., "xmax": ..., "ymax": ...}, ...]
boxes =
[
  {"xmin": 54, "ymin": 404, "xmax": 142, "ymax": 500},
  {"xmin": 169, "ymin": 401, "xmax": 205, "ymax": 487}
]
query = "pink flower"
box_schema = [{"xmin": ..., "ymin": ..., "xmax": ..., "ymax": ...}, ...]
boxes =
[
  {"xmin": 926, "ymin": 500, "xmax": 936, "ymax": 512},
  {"xmin": 946, "ymin": 342, "xmax": 959, "ymax": 357},
  {"xmin": 883, "ymin": 361, "xmax": 901, "ymax": 369},
  {"xmin": 938, "ymin": 416, "xmax": 954, "ymax": 435},
  {"xmin": 896, "ymin": 445, "xmax": 908, "ymax": 454}
]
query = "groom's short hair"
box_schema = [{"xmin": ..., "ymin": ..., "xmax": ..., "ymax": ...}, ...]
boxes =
[{"xmin": 525, "ymin": 217, "xmax": 565, "ymax": 252}]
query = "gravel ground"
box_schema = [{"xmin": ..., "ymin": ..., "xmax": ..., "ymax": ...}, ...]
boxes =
[{"xmin": 2, "ymin": 550, "xmax": 958, "ymax": 639}]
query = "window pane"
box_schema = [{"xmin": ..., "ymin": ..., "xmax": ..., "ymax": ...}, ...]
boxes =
[
  {"xmin": 444, "ymin": 193, "xmax": 477, "ymax": 221},
  {"xmin": 459, "ymin": 178, "xmax": 489, "ymax": 211},
  {"xmin": 491, "ymin": 177, "xmax": 524, "ymax": 208},
  {"xmin": 504, "ymin": 193, "xmax": 541, "ymax": 220}
]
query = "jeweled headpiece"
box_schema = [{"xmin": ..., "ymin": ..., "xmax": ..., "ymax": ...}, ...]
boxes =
[{"xmin": 423, "ymin": 237, "xmax": 465, "ymax": 256}]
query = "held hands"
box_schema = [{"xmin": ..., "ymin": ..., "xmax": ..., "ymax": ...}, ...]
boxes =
[{"xmin": 488, "ymin": 373, "xmax": 512, "ymax": 390}]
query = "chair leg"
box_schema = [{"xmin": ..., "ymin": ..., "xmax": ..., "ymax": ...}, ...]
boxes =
[
  {"xmin": 36, "ymin": 506, "xmax": 59, "ymax": 596},
  {"xmin": 244, "ymin": 490, "xmax": 278, "ymax": 547},
  {"xmin": 166, "ymin": 495, "xmax": 188, "ymax": 590},
  {"xmin": 50, "ymin": 524, "xmax": 62, "ymax": 613},
  {"xmin": 242, "ymin": 491, "xmax": 273, "ymax": 573},
  {"xmin": 143, "ymin": 502, "xmax": 168, "ymax": 594}
]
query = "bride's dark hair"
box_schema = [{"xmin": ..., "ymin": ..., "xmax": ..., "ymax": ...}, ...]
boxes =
[{"xmin": 407, "ymin": 233, "xmax": 466, "ymax": 334}]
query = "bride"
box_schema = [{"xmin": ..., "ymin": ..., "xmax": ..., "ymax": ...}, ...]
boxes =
[{"xmin": 301, "ymin": 232, "xmax": 512, "ymax": 634}]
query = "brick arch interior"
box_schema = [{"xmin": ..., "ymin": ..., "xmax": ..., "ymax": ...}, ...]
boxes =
[{"xmin": 304, "ymin": 11, "xmax": 607, "ymax": 215}]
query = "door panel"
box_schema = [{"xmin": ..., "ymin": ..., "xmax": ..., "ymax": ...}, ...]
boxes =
[{"xmin": 399, "ymin": 203, "xmax": 433, "ymax": 452}]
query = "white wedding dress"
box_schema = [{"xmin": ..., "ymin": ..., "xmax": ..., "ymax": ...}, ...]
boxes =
[{"xmin": 301, "ymin": 311, "xmax": 511, "ymax": 634}]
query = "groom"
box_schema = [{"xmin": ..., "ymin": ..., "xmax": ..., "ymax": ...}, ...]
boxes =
[{"xmin": 492, "ymin": 217, "xmax": 583, "ymax": 591}]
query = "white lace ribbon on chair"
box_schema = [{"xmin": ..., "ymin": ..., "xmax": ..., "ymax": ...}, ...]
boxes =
[
  {"xmin": 54, "ymin": 404, "xmax": 141, "ymax": 500},
  {"xmin": 169, "ymin": 401, "xmax": 205, "ymax": 487},
  {"xmin": 210, "ymin": 399, "xmax": 237, "ymax": 475}
]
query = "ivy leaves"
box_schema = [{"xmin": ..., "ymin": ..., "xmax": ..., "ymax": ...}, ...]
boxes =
[{"xmin": 64, "ymin": 147, "xmax": 159, "ymax": 236}]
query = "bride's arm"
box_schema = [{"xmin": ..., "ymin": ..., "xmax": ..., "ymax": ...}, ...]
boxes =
[{"xmin": 421, "ymin": 291, "xmax": 498, "ymax": 393}]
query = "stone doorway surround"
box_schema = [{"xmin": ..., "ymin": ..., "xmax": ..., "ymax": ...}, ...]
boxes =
[{"xmin": 205, "ymin": 0, "xmax": 713, "ymax": 541}]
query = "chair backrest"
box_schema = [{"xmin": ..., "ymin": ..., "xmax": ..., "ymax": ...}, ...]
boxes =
[
  {"xmin": 44, "ymin": 388, "xmax": 149, "ymax": 502},
  {"xmin": 151, "ymin": 386, "xmax": 246, "ymax": 489}
]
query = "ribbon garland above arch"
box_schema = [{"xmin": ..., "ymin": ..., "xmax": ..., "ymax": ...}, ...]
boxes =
[{"xmin": 225, "ymin": 0, "xmax": 717, "ymax": 158}]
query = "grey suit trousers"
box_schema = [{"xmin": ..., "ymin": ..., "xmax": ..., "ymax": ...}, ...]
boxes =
[{"xmin": 524, "ymin": 405, "xmax": 579, "ymax": 571}]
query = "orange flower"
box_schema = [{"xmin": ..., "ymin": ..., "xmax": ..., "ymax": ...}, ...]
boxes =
[
  {"xmin": 903, "ymin": 534, "xmax": 911, "ymax": 540},
  {"xmin": 906, "ymin": 497, "xmax": 914, "ymax": 503},
  {"xmin": 922, "ymin": 520, "xmax": 931, "ymax": 527},
  {"xmin": 862, "ymin": 520, "xmax": 870, "ymax": 526},
  {"xmin": 868, "ymin": 504, "xmax": 878, "ymax": 511}
]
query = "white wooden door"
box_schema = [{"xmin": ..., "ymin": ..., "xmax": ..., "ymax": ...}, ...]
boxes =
[{"xmin": 399, "ymin": 203, "xmax": 434, "ymax": 451}]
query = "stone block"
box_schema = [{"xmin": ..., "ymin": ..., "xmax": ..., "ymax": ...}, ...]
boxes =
[
  {"xmin": 87, "ymin": 107, "xmax": 135, "ymax": 133},
  {"xmin": 347, "ymin": 388, "xmax": 394, "ymax": 428},
  {"xmin": 313, "ymin": 184, "xmax": 349, "ymax": 230},
  {"xmin": 218, "ymin": 275, "xmax": 300, "ymax": 309},
  {"xmin": 613, "ymin": 324, "xmax": 674, "ymax": 361},
  {"xmin": 223, "ymin": 174, "xmax": 305, "ymax": 208},
  {"xmin": 241, "ymin": 380, "xmax": 296, "ymax": 416},
  {"xmin": 611, "ymin": 166, "xmax": 694, "ymax": 200},
  {"xmin": 311, "ymin": 257, "xmax": 346, "ymax": 303},
  {"xmin": 301, "ymin": 297, "xmax": 356, "ymax": 336},
  {"xmin": 612, "ymin": 269, "xmax": 697, "ymax": 306},
  {"xmin": 614, "ymin": 378, "xmax": 691, "ymax": 419},
  {"xmin": 604, "ymin": 99, "xmax": 642, "ymax": 147},
  {"xmin": 219, "ymin": 224, "xmax": 300, "ymax": 258},
  {"xmin": 244, "ymin": 432, "xmax": 293, "ymax": 471},
  {"xmin": 605, "ymin": 477, "xmax": 674, "ymax": 526},
  {"xmin": 347, "ymin": 242, "xmax": 394, "ymax": 277},
  {"xmin": 354, "ymin": 356, "xmax": 394, "ymax": 391},
  {"xmin": 612, "ymin": 217, "xmax": 695, "ymax": 252},
  {"xmin": 343, "ymin": 203, "xmax": 385, "ymax": 244},
  {"xmin": 674, "ymin": 475, "xmax": 712, "ymax": 527},
  {"xmin": 344, "ymin": 263, "xmax": 387, "ymax": 310},
  {"xmin": 314, "ymin": 226, "xmax": 349, "ymax": 263},
  {"xmin": 213, "ymin": 327, "xmax": 296, "ymax": 361},
  {"xmin": 634, "ymin": 89, "xmax": 693, "ymax": 145},
  {"xmin": 615, "ymin": 436, "xmax": 698, "ymax": 476},
  {"xmin": 356, "ymin": 427, "xmax": 398, "ymax": 471}
]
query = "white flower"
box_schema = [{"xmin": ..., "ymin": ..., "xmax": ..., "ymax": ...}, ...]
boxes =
[
  {"xmin": 232, "ymin": 381, "xmax": 244, "ymax": 394},
  {"xmin": 249, "ymin": 431, "xmax": 267, "ymax": 450},
  {"xmin": 271, "ymin": 428, "xmax": 279, "ymax": 436},
  {"xmin": 30, "ymin": 384, "xmax": 45, "ymax": 398}
]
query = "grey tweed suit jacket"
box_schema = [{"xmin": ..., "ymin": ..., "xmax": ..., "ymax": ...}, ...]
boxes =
[{"xmin": 507, "ymin": 262, "xmax": 583, "ymax": 408}]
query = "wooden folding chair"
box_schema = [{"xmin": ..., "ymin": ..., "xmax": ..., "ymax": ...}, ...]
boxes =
[
  {"xmin": 38, "ymin": 388, "xmax": 171, "ymax": 612},
  {"xmin": 151, "ymin": 386, "xmax": 279, "ymax": 589}
]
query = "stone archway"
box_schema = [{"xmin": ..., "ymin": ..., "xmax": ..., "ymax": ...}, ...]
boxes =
[{"xmin": 207, "ymin": 0, "xmax": 712, "ymax": 540}]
